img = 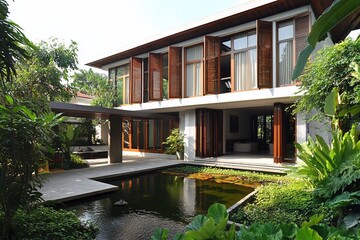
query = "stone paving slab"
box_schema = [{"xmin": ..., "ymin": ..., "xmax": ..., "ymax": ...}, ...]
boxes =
[
  {"xmin": 39, "ymin": 158, "xmax": 289, "ymax": 203},
  {"xmin": 39, "ymin": 159, "xmax": 182, "ymax": 203}
]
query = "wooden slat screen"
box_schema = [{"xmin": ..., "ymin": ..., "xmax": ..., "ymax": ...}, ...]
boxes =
[
  {"xmin": 257, "ymin": 20, "xmax": 273, "ymax": 88},
  {"xmin": 130, "ymin": 57, "xmax": 142, "ymax": 103},
  {"xmin": 273, "ymin": 103, "xmax": 284, "ymax": 163},
  {"xmin": 204, "ymin": 36, "xmax": 220, "ymax": 94},
  {"xmin": 149, "ymin": 53, "xmax": 162, "ymax": 101},
  {"xmin": 295, "ymin": 15, "xmax": 309, "ymax": 62},
  {"xmin": 196, "ymin": 108, "xmax": 223, "ymax": 158},
  {"xmin": 168, "ymin": 47, "xmax": 182, "ymax": 98}
]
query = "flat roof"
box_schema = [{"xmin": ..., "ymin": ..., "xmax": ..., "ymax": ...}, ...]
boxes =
[
  {"xmin": 50, "ymin": 102, "xmax": 178, "ymax": 120},
  {"xmin": 87, "ymin": 0, "xmax": 359, "ymax": 69}
]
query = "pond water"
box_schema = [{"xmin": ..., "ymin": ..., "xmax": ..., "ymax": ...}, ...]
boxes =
[{"xmin": 65, "ymin": 172, "xmax": 253, "ymax": 240}]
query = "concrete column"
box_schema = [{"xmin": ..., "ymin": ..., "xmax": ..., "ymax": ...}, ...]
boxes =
[{"xmin": 108, "ymin": 115, "xmax": 122, "ymax": 164}]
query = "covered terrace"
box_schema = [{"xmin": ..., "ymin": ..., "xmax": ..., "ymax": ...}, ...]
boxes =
[{"xmin": 50, "ymin": 102, "xmax": 178, "ymax": 164}]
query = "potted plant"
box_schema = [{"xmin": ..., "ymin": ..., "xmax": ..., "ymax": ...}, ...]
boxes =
[{"xmin": 162, "ymin": 128, "xmax": 185, "ymax": 160}]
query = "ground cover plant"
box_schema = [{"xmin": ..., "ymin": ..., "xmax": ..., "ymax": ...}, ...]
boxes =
[
  {"xmin": 163, "ymin": 165, "xmax": 288, "ymax": 187},
  {"xmin": 0, "ymin": 206, "xmax": 98, "ymax": 240},
  {"xmin": 231, "ymin": 180, "xmax": 332, "ymax": 226}
]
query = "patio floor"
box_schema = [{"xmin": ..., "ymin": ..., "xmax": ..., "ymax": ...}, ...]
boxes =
[{"xmin": 40, "ymin": 154, "xmax": 292, "ymax": 203}]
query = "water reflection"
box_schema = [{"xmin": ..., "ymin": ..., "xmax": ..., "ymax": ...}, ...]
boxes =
[{"xmin": 66, "ymin": 172, "xmax": 253, "ymax": 240}]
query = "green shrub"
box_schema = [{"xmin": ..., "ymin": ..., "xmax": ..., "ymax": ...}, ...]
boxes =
[
  {"xmin": 292, "ymin": 124, "xmax": 360, "ymax": 185},
  {"xmin": 8, "ymin": 206, "xmax": 98, "ymax": 240},
  {"xmin": 151, "ymin": 204, "xmax": 359, "ymax": 240},
  {"xmin": 233, "ymin": 181, "xmax": 331, "ymax": 225},
  {"xmin": 314, "ymin": 151, "xmax": 360, "ymax": 229},
  {"xmin": 64, "ymin": 154, "xmax": 89, "ymax": 170}
]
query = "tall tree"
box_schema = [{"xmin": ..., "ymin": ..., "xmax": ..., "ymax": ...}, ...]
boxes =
[
  {"xmin": 0, "ymin": 0, "xmax": 32, "ymax": 89},
  {"xmin": 9, "ymin": 38, "xmax": 78, "ymax": 105},
  {"xmin": 293, "ymin": 37, "xmax": 360, "ymax": 129},
  {"xmin": 0, "ymin": 1, "xmax": 63, "ymax": 238},
  {"xmin": 73, "ymin": 68, "xmax": 115, "ymax": 107}
]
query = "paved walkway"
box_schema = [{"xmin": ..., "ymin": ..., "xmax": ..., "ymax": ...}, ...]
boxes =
[
  {"xmin": 40, "ymin": 157, "xmax": 290, "ymax": 203},
  {"xmin": 40, "ymin": 159, "xmax": 181, "ymax": 203}
]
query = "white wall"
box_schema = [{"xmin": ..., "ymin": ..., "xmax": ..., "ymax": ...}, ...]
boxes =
[
  {"xmin": 183, "ymin": 110, "xmax": 196, "ymax": 161},
  {"xmin": 69, "ymin": 96, "xmax": 92, "ymax": 106},
  {"xmin": 296, "ymin": 112, "xmax": 307, "ymax": 145},
  {"xmin": 224, "ymin": 109, "xmax": 251, "ymax": 141},
  {"xmin": 307, "ymin": 110, "xmax": 332, "ymax": 145}
]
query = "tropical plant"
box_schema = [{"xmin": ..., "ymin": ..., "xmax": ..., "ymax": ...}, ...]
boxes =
[
  {"xmin": 0, "ymin": 0, "xmax": 32, "ymax": 84},
  {"xmin": 60, "ymin": 124, "xmax": 80, "ymax": 167},
  {"xmin": 7, "ymin": 38, "xmax": 78, "ymax": 107},
  {"xmin": 151, "ymin": 204, "xmax": 359, "ymax": 240},
  {"xmin": 0, "ymin": 95, "xmax": 62, "ymax": 237},
  {"xmin": 152, "ymin": 203, "xmax": 236, "ymax": 240},
  {"xmin": 313, "ymin": 151, "xmax": 360, "ymax": 229},
  {"xmin": 292, "ymin": 87, "xmax": 360, "ymax": 184},
  {"xmin": 293, "ymin": 37, "xmax": 360, "ymax": 129},
  {"xmin": 72, "ymin": 68, "xmax": 116, "ymax": 107},
  {"xmin": 163, "ymin": 128, "xmax": 185, "ymax": 156},
  {"xmin": 293, "ymin": 124, "xmax": 360, "ymax": 184},
  {"xmin": 293, "ymin": 0, "xmax": 360, "ymax": 80},
  {"xmin": 8, "ymin": 206, "xmax": 98, "ymax": 240}
]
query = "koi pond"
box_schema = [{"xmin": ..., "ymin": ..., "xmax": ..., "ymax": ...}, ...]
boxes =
[{"xmin": 65, "ymin": 171, "xmax": 253, "ymax": 240}]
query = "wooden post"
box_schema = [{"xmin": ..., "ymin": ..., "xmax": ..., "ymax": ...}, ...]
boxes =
[
  {"xmin": 108, "ymin": 115, "xmax": 122, "ymax": 164},
  {"xmin": 273, "ymin": 103, "xmax": 284, "ymax": 163}
]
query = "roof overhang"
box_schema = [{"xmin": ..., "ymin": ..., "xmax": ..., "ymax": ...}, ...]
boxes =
[
  {"xmin": 87, "ymin": 0, "xmax": 359, "ymax": 69},
  {"xmin": 50, "ymin": 102, "xmax": 178, "ymax": 120}
]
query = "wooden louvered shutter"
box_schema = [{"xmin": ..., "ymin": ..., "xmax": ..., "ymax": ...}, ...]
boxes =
[
  {"xmin": 130, "ymin": 57, "xmax": 142, "ymax": 103},
  {"xmin": 295, "ymin": 15, "xmax": 309, "ymax": 62},
  {"xmin": 149, "ymin": 53, "xmax": 162, "ymax": 101},
  {"xmin": 257, "ymin": 20, "xmax": 273, "ymax": 88},
  {"xmin": 168, "ymin": 47, "xmax": 182, "ymax": 98},
  {"xmin": 204, "ymin": 36, "xmax": 220, "ymax": 94}
]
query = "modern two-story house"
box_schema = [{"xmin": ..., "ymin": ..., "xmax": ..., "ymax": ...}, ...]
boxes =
[{"xmin": 87, "ymin": 0, "xmax": 357, "ymax": 163}]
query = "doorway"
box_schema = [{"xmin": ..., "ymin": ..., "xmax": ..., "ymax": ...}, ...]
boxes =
[{"xmin": 196, "ymin": 109, "xmax": 223, "ymax": 158}]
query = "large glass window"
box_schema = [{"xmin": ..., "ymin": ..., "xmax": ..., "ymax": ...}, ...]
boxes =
[
  {"xmin": 186, "ymin": 45, "xmax": 203, "ymax": 97},
  {"xmin": 234, "ymin": 31, "xmax": 257, "ymax": 91},
  {"xmin": 109, "ymin": 69, "xmax": 116, "ymax": 106},
  {"xmin": 115, "ymin": 64, "xmax": 130, "ymax": 105},
  {"xmin": 278, "ymin": 21, "xmax": 294, "ymax": 86}
]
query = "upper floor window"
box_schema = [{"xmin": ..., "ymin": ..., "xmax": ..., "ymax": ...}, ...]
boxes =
[
  {"xmin": 220, "ymin": 30, "xmax": 257, "ymax": 92},
  {"xmin": 115, "ymin": 64, "xmax": 130, "ymax": 105},
  {"xmin": 185, "ymin": 45, "xmax": 203, "ymax": 97},
  {"xmin": 278, "ymin": 21, "xmax": 294, "ymax": 86},
  {"xmin": 277, "ymin": 15, "xmax": 309, "ymax": 86},
  {"xmin": 233, "ymin": 30, "xmax": 257, "ymax": 91}
]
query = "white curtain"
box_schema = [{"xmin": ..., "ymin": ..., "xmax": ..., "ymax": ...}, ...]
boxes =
[
  {"xmin": 186, "ymin": 45, "xmax": 203, "ymax": 97},
  {"xmin": 278, "ymin": 41, "xmax": 293, "ymax": 86},
  {"xmin": 234, "ymin": 49, "xmax": 257, "ymax": 91},
  {"xmin": 186, "ymin": 64, "xmax": 194, "ymax": 97},
  {"xmin": 195, "ymin": 63, "xmax": 202, "ymax": 96}
]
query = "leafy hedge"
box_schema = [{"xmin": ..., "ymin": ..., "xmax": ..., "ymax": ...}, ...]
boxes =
[
  {"xmin": 232, "ymin": 181, "xmax": 332, "ymax": 226},
  {"xmin": 1, "ymin": 206, "xmax": 98, "ymax": 240}
]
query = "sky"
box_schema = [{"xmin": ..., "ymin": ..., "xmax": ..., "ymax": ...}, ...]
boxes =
[
  {"xmin": 8, "ymin": 0, "xmax": 246, "ymax": 73},
  {"xmin": 8, "ymin": 0, "xmax": 360, "ymax": 75}
]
